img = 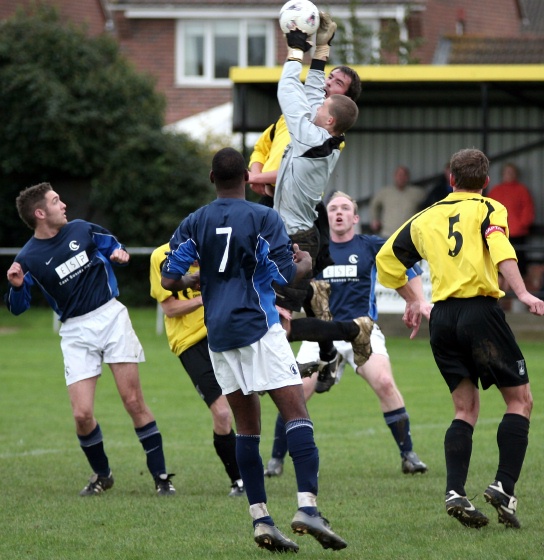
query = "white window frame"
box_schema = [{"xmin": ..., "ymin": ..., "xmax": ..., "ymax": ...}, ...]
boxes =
[{"xmin": 175, "ymin": 18, "xmax": 275, "ymax": 87}]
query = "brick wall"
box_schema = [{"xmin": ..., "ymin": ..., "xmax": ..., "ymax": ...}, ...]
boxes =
[
  {"xmin": 1, "ymin": 1, "xmax": 529, "ymax": 123},
  {"xmin": 415, "ymin": 0, "xmax": 521, "ymax": 63},
  {"xmin": 114, "ymin": 15, "xmax": 233, "ymax": 123},
  {"xmin": 0, "ymin": 0, "xmax": 107, "ymax": 35}
]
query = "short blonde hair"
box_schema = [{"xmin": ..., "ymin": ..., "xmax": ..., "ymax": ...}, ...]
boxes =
[{"xmin": 327, "ymin": 191, "xmax": 358, "ymax": 214}]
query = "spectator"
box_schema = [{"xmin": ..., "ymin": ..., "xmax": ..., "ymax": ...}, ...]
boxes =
[
  {"xmin": 370, "ymin": 165, "xmax": 426, "ymax": 238},
  {"xmin": 418, "ymin": 163, "xmax": 452, "ymax": 210},
  {"xmin": 487, "ymin": 163, "xmax": 535, "ymax": 280}
]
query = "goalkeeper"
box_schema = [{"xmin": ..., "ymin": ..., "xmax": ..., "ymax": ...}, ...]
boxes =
[{"xmin": 249, "ymin": 13, "xmax": 370, "ymax": 371}]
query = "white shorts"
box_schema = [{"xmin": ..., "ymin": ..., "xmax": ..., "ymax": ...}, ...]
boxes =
[
  {"xmin": 209, "ymin": 323, "xmax": 302, "ymax": 395},
  {"xmin": 296, "ymin": 324, "xmax": 388, "ymax": 383},
  {"xmin": 59, "ymin": 299, "xmax": 145, "ymax": 386}
]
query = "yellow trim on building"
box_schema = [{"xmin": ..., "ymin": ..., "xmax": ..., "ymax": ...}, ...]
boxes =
[{"xmin": 230, "ymin": 65, "xmax": 544, "ymax": 83}]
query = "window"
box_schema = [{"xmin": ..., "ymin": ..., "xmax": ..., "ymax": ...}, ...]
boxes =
[{"xmin": 177, "ymin": 19, "xmax": 273, "ymax": 86}]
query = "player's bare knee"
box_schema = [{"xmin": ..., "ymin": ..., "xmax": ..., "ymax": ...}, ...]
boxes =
[
  {"xmin": 73, "ymin": 411, "xmax": 95, "ymax": 433},
  {"xmin": 212, "ymin": 406, "xmax": 233, "ymax": 432},
  {"xmin": 522, "ymin": 389, "xmax": 533, "ymax": 417},
  {"xmin": 122, "ymin": 394, "xmax": 148, "ymax": 418}
]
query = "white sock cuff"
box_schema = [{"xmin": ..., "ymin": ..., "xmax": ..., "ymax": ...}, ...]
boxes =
[
  {"xmin": 249, "ymin": 502, "xmax": 270, "ymax": 520},
  {"xmin": 297, "ymin": 491, "xmax": 317, "ymax": 508}
]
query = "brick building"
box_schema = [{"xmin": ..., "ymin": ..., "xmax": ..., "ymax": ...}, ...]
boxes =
[{"xmin": 2, "ymin": 1, "xmax": 542, "ymax": 124}]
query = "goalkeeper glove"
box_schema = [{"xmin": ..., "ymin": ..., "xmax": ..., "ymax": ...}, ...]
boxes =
[
  {"xmin": 285, "ymin": 29, "xmax": 312, "ymax": 62},
  {"xmin": 314, "ymin": 12, "xmax": 337, "ymax": 59}
]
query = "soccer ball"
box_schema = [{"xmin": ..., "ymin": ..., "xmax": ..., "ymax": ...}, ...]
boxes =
[{"xmin": 279, "ymin": 0, "xmax": 320, "ymax": 35}]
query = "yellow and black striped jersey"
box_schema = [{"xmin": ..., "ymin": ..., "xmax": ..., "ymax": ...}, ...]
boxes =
[{"xmin": 377, "ymin": 192, "xmax": 517, "ymax": 302}]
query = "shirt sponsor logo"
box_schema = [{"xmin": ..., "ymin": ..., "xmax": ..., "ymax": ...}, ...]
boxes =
[
  {"xmin": 55, "ymin": 251, "xmax": 89, "ymax": 280},
  {"xmin": 322, "ymin": 264, "xmax": 358, "ymax": 279}
]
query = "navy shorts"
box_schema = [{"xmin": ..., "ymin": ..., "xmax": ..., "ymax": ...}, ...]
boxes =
[
  {"xmin": 429, "ymin": 296, "xmax": 529, "ymax": 392},
  {"xmin": 179, "ymin": 337, "xmax": 222, "ymax": 407}
]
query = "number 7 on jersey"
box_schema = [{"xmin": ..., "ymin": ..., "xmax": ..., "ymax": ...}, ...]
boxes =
[{"xmin": 216, "ymin": 227, "xmax": 232, "ymax": 272}]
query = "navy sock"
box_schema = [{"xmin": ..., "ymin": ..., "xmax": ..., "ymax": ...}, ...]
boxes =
[
  {"xmin": 299, "ymin": 506, "xmax": 318, "ymax": 516},
  {"xmin": 384, "ymin": 407, "xmax": 412, "ymax": 455},
  {"xmin": 271, "ymin": 414, "xmax": 288, "ymax": 460},
  {"xmin": 253, "ymin": 515, "xmax": 274, "ymax": 528},
  {"xmin": 444, "ymin": 419, "xmax": 473, "ymax": 495},
  {"xmin": 285, "ymin": 418, "xmax": 318, "ymax": 495},
  {"xmin": 135, "ymin": 421, "xmax": 166, "ymax": 477},
  {"xmin": 213, "ymin": 430, "xmax": 241, "ymax": 483},
  {"xmin": 78, "ymin": 423, "xmax": 110, "ymax": 476},
  {"xmin": 235, "ymin": 434, "xmax": 266, "ymax": 505},
  {"xmin": 495, "ymin": 413, "xmax": 530, "ymax": 496}
]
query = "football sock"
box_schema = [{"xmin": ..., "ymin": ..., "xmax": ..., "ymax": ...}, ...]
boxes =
[
  {"xmin": 384, "ymin": 407, "xmax": 412, "ymax": 454},
  {"xmin": 271, "ymin": 413, "xmax": 288, "ymax": 461},
  {"xmin": 444, "ymin": 419, "xmax": 473, "ymax": 495},
  {"xmin": 236, "ymin": 434, "xmax": 266, "ymax": 505},
  {"xmin": 135, "ymin": 420, "xmax": 166, "ymax": 477},
  {"xmin": 78, "ymin": 423, "xmax": 110, "ymax": 476},
  {"xmin": 285, "ymin": 418, "xmax": 318, "ymax": 495},
  {"xmin": 299, "ymin": 506, "xmax": 318, "ymax": 516},
  {"xmin": 252, "ymin": 515, "xmax": 274, "ymax": 528},
  {"xmin": 289, "ymin": 317, "xmax": 358, "ymax": 343},
  {"xmin": 319, "ymin": 343, "xmax": 337, "ymax": 363},
  {"xmin": 300, "ymin": 295, "xmax": 337, "ymax": 359},
  {"xmin": 213, "ymin": 430, "xmax": 241, "ymax": 483},
  {"xmin": 495, "ymin": 413, "xmax": 529, "ymax": 496}
]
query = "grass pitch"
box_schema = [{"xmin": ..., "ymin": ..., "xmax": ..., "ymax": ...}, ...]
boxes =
[{"xmin": 1, "ymin": 307, "xmax": 543, "ymax": 560}]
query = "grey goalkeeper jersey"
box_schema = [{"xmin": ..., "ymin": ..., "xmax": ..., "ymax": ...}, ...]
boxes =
[{"xmin": 274, "ymin": 60, "xmax": 344, "ymax": 236}]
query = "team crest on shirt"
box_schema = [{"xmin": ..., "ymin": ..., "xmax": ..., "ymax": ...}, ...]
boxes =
[
  {"xmin": 517, "ymin": 360, "xmax": 526, "ymax": 377},
  {"xmin": 290, "ymin": 363, "xmax": 299, "ymax": 376},
  {"xmin": 69, "ymin": 240, "xmax": 80, "ymax": 251},
  {"xmin": 349, "ymin": 254, "xmax": 358, "ymax": 264}
]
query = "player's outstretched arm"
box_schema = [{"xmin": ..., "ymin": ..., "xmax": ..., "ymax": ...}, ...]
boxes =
[{"xmin": 499, "ymin": 258, "xmax": 544, "ymax": 316}]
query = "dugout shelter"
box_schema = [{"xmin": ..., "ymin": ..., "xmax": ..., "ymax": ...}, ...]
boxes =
[{"xmin": 231, "ymin": 64, "xmax": 544, "ymax": 264}]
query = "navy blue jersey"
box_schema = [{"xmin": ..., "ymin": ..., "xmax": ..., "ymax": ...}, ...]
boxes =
[
  {"xmin": 162, "ymin": 198, "xmax": 297, "ymax": 352},
  {"xmin": 6, "ymin": 220, "xmax": 125, "ymax": 321},
  {"xmin": 320, "ymin": 235, "xmax": 421, "ymax": 322}
]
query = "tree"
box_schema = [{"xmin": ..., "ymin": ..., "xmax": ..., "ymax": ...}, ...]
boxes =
[
  {"xmin": 0, "ymin": 4, "xmax": 214, "ymax": 246},
  {"xmin": 0, "ymin": 4, "xmax": 215, "ymax": 303},
  {"xmin": 334, "ymin": 0, "xmax": 423, "ymax": 65}
]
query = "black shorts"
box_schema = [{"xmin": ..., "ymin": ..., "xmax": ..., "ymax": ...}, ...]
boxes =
[
  {"xmin": 273, "ymin": 225, "xmax": 319, "ymax": 312},
  {"xmin": 429, "ymin": 296, "xmax": 529, "ymax": 392},
  {"xmin": 179, "ymin": 337, "xmax": 222, "ymax": 407}
]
